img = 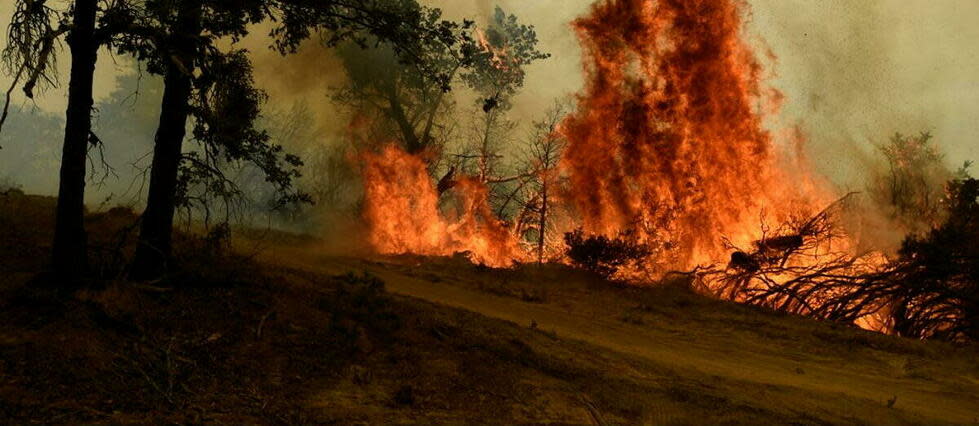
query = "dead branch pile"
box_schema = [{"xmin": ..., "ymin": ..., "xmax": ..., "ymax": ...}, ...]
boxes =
[{"xmin": 699, "ymin": 190, "xmax": 978, "ymax": 341}]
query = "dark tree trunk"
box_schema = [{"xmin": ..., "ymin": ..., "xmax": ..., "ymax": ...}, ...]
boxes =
[
  {"xmin": 538, "ymin": 183, "xmax": 547, "ymax": 264},
  {"xmin": 388, "ymin": 93, "xmax": 422, "ymax": 154},
  {"xmin": 51, "ymin": 0, "xmax": 99, "ymax": 282},
  {"xmin": 129, "ymin": 3, "xmax": 201, "ymax": 281}
]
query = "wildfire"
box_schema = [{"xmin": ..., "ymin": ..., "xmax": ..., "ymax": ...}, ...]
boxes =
[
  {"xmin": 361, "ymin": 0, "xmax": 836, "ymax": 273},
  {"xmin": 559, "ymin": 0, "xmax": 836, "ymax": 272},
  {"xmin": 351, "ymin": 0, "xmax": 965, "ymax": 341},
  {"xmin": 474, "ymin": 27, "xmax": 512, "ymax": 74},
  {"xmin": 360, "ymin": 145, "xmax": 523, "ymax": 267}
]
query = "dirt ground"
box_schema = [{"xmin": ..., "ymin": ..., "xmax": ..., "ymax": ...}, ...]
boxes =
[
  {"xmin": 260, "ymin": 245, "xmax": 979, "ymax": 424},
  {"xmin": 2, "ymin": 191, "xmax": 978, "ymax": 424}
]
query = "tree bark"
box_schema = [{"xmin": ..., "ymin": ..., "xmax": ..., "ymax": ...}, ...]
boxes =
[
  {"xmin": 538, "ymin": 182, "xmax": 547, "ymax": 264},
  {"xmin": 51, "ymin": 0, "xmax": 99, "ymax": 282},
  {"xmin": 387, "ymin": 91, "xmax": 422, "ymax": 154},
  {"xmin": 129, "ymin": 2, "xmax": 201, "ymax": 281}
]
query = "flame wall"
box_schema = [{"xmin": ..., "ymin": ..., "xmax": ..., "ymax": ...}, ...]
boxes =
[{"xmin": 560, "ymin": 0, "xmax": 814, "ymax": 269}]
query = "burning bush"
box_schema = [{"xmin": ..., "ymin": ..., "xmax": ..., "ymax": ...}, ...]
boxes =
[
  {"xmin": 564, "ymin": 228, "xmax": 650, "ymax": 280},
  {"xmin": 700, "ymin": 193, "xmax": 879, "ymax": 313},
  {"xmin": 703, "ymin": 177, "xmax": 979, "ymax": 342}
]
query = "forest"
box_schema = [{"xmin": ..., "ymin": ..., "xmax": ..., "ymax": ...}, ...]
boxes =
[{"xmin": 0, "ymin": 0, "xmax": 977, "ymax": 423}]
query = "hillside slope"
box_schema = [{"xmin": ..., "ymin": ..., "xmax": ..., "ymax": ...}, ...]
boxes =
[
  {"xmin": 260, "ymin": 245, "xmax": 979, "ymax": 424},
  {"xmin": 1, "ymin": 191, "xmax": 977, "ymax": 423}
]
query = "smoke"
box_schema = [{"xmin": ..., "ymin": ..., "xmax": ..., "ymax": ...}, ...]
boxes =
[
  {"xmin": 430, "ymin": 0, "xmax": 979, "ymax": 188},
  {"xmin": 233, "ymin": 24, "xmax": 349, "ymax": 142},
  {"xmin": 749, "ymin": 0, "xmax": 978, "ymax": 186},
  {"xmin": 1, "ymin": 0, "xmax": 977, "ymax": 233}
]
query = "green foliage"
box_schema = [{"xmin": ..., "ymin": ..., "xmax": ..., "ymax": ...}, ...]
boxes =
[
  {"xmin": 106, "ymin": 0, "xmax": 268, "ymax": 73},
  {"xmin": 99, "ymin": 1, "xmax": 315, "ymax": 223},
  {"xmin": 564, "ymin": 228, "xmax": 651, "ymax": 280},
  {"xmin": 868, "ymin": 132, "xmax": 951, "ymax": 234},
  {"xmin": 889, "ymin": 172, "xmax": 979, "ymax": 341},
  {"xmin": 331, "ymin": 4, "xmax": 548, "ymax": 155},
  {"xmin": 460, "ymin": 6, "xmax": 550, "ymax": 108},
  {"xmin": 272, "ymin": 0, "xmax": 469, "ymax": 91},
  {"xmin": 181, "ymin": 49, "xmax": 310, "ymax": 219}
]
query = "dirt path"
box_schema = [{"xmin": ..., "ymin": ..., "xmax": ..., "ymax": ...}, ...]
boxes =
[{"xmin": 262, "ymin": 250, "xmax": 979, "ymax": 423}]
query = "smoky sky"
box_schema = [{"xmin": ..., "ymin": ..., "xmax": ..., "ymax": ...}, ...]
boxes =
[{"xmin": 1, "ymin": 0, "xmax": 978, "ymax": 193}]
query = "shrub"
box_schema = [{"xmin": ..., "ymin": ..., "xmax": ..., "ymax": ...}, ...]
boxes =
[
  {"xmin": 564, "ymin": 228, "xmax": 650, "ymax": 280},
  {"xmin": 326, "ymin": 273, "xmax": 401, "ymax": 348},
  {"xmin": 887, "ymin": 176, "xmax": 979, "ymax": 341}
]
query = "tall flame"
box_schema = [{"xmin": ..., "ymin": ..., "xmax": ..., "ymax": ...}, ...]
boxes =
[
  {"xmin": 560, "ymin": 0, "xmax": 820, "ymax": 270},
  {"xmin": 360, "ymin": 0, "xmax": 835, "ymax": 273}
]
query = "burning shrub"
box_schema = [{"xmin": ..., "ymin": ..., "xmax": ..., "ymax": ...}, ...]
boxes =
[
  {"xmin": 705, "ymin": 180, "xmax": 979, "ymax": 342},
  {"xmin": 564, "ymin": 228, "xmax": 651, "ymax": 280},
  {"xmin": 700, "ymin": 193, "xmax": 888, "ymax": 323}
]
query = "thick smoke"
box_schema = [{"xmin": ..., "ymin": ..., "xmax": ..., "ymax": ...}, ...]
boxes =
[{"xmin": 750, "ymin": 0, "xmax": 977, "ymax": 184}]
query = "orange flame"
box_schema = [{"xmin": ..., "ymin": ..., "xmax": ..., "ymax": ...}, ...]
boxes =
[
  {"xmin": 475, "ymin": 28, "xmax": 512, "ymax": 73},
  {"xmin": 360, "ymin": 0, "xmax": 842, "ymax": 274},
  {"xmin": 559, "ymin": 0, "xmax": 828, "ymax": 271},
  {"xmin": 360, "ymin": 145, "xmax": 523, "ymax": 267}
]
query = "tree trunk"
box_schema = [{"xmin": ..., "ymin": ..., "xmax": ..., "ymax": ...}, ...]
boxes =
[
  {"xmin": 538, "ymin": 182, "xmax": 547, "ymax": 264},
  {"xmin": 51, "ymin": 0, "xmax": 99, "ymax": 282},
  {"xmin": 129, "ymin": 3, "xmax": 201, "ymax": 281},
  {"xmin": 387, "ymin": 92, "xmax": 422, "ymax": 154}
]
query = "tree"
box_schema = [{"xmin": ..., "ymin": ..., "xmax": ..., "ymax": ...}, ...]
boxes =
[
  {"xmin": 887, "ymin": 171, "xmax": 979, "ymax": 340},
  {"xmin": 125, "ymin": 0, "xmax": 204, "ymax": 280},
  {"xmin": 331, "ymin": 5, "xmax": 547, "ymax": 160},
  {"xmin": 124, "ymin": 0, "xmax": 302, "ymax": 280},
  {"xmin": 438, "ymin": 6, "xmax": 551, "ymax": 223},
  {"xmin": 868, "ymin": 132, "xmax": 952, "ymax": 235},
  {"xmin": 331, "ymin": 33, "xmax": 462, "ymax": 156},
  {"xmin": 1, "ymin": 0, "xmax": 172, "ymax": 282},
  {"xmin": 2, "ymin": 0, "xmax": 99, "ymax": 281},
  {"xmin": 53, "ymin": 0, "xmax": 100, "ymax": 281},
  {"xmin": 127, "ymin": 0, "xmax": 481, "ymax": 279},
  {"xmin": 516, "ymin": 102, "xmax": 568, "ymax": 263}
]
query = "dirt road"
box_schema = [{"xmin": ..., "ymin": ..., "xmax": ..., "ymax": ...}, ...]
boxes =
[{"xmin": 262, "ymin": 249, "xmax": 979, "ymax": 424}]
